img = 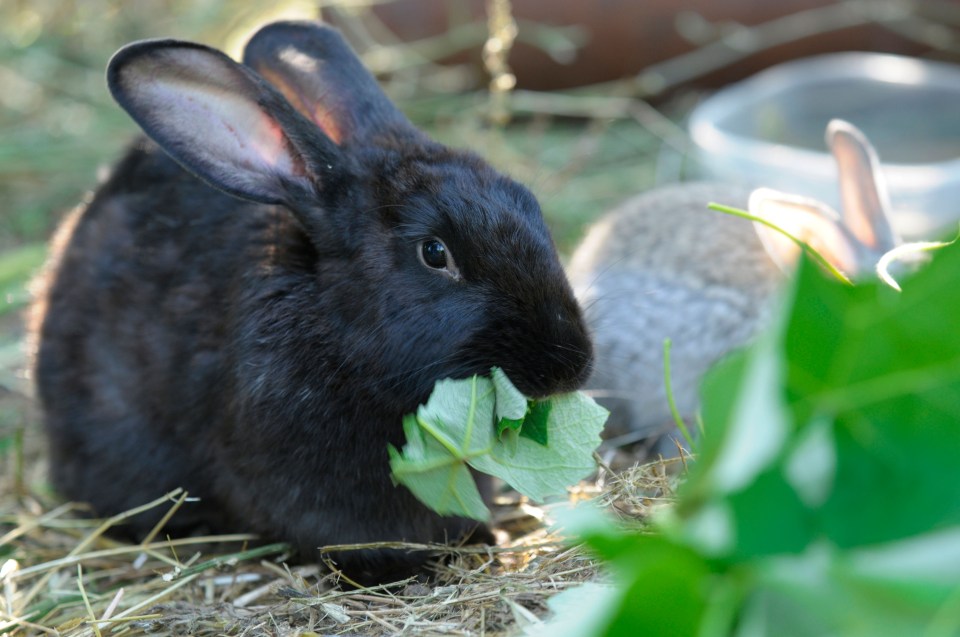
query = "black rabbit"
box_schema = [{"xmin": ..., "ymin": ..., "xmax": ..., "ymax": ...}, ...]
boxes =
[{"xmin": 32, "ymin": 21, "xmax": 593, "ymax": 584}]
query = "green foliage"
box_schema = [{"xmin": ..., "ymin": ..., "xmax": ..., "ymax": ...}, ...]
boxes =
[
  {"xmin": 518, "ymin": 399, "xmax": 552, "ymax": 446},
  {"xmin": 390, "ymin": 368, "xmax": 608, "ymax": 520},
  {"xmin": 492, "ymin": 367, "xmax": 552, "ymax": 445},
  {"xmin": 539, "ymin": 242, "xmax": 960, "ymax": 636},
  {"xmin": 0, "ymin": 243, "xmax": 46, "ymax": 315}
]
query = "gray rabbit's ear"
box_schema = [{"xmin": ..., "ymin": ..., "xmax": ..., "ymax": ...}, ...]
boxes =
[
  {"xmin": 827, "ymin": 119, "xmax": 899, "ymax": 252},
  {"xmin": 242, "ymin": 21, "xmax": 418, "ymax": 146},
  {"xmin": 748, "ymin": 188, "xmax": 862, "ymax": 276},
  {"xmin": 108, "ymin": 39, "xmax": 339, "ymax": 206}
]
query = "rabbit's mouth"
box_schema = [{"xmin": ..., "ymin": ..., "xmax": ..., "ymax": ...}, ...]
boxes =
[
  {"xmin": 478, "ymin": 321, "xmax": 594, "ymax": 400},
  {"xmin": 508, "ymin": 346, "xmax": 594, "ymax": 399}
]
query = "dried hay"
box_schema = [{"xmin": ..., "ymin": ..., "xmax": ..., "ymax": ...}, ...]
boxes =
[{"xmin": 1, "ymin": 387, "xmax": 683, "ymax": 636}]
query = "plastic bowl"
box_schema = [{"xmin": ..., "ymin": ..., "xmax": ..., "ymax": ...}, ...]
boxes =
[{"xmin": 688, "ymin": 52, "xmax": 960, "ymax": 239}]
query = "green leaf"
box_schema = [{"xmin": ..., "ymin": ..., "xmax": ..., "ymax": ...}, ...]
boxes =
[
  {"xmin": 525, "ymin": 582, "xmax": 625, "ymax": 637},
  {"xmin": 496, "ymin": 415, "xmax": 524, "ymax": 436},
  {"xmin": 677, "ymin": 327, "xmax": 795, "ymax": 557},
  {"xmin": 470, "ymin": 390, "xmax": 607, "ymax": 502},
  {"xmin": 677, "ymin": 348, "xmax": 750, "ymax": 511},
  {"xmin": 604, "ymin": 538, "xmax": 713, "ymax": 637},
  {"xmin": 532, "ymin": 507, "xmax": 716, "ymax": 637},
  {"xmin": 722, "ymin": 466, "xmax": 814, "ymax": 560},
  {"xmin": 391, "ymin": 371, "xmax": 608, "ymax": 516},
  {"xmin": 389, "ymin": 405, "xmax": 491, "ymax": 521},
  {"xmin": 590, "ymin": 535, "xmax": 714, "ymax": 636},
  {"xmin": 492, "ymin": 366, "xmax": 530, "ymax": 436},
  {"xmin": 491, "ymin": 366, "xmax": 528, "ymax": 421},
  {"xmin": 736, "ymin": 538, "xmax": 960, "ymax": 637},
  {"xmin": 518, "ymin": 399, "xmax": 550, "ymax": 445},
  {"xmin": 784, "ymin": 244, "xmax": 960, "ymax": 547},
  {"xmin": 491, "ymin": 369, "xmax": 552, "ymax": 445},
  {"xmin": 416, "ymin": 375, "xmax": 497, "ymax": 459}
]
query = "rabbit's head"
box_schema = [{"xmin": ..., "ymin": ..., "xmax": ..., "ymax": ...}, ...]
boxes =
[
  {"xmin": 749, "ymin": 119, "xmax": 901, "ymax": 278},
  {"xmin": 566, "ymin": 120, "xmax": 904, "ymax": 450},
  {"xmin": 107, "ymin": 21, "xmax": 592, "ymax": 406}
]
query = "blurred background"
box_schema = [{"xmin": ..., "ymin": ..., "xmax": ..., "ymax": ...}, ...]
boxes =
[{"xmin": 3, "ymin": 0, "xmax": 960, "ymax": 392}]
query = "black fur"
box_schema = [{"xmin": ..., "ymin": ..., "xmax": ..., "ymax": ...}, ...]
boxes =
[{"xmin": 33, "ymin": 22, "xmax": 592, "ymax": 585}]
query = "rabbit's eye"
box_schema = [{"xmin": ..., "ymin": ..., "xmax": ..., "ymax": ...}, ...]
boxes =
[
  {"xmin": 418, "ymin": 238, "xmax": 460, "ymax": 279},
  {"xmin": 420, "ymin": 239, "xmax": 447, "ymax": 268}
]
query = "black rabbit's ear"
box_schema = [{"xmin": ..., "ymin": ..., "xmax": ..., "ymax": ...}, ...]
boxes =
[
  {"xmin": 108, "ymin": 39, "xmax": 339, "ymax": 205},
  {"xmin": 242, "ymin": 21, "xmax": 416, "ymax": 146}
]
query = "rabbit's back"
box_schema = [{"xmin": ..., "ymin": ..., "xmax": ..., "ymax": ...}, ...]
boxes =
[
  {"xmin": 568, "ymin": 182, "xmax": 780, "ymax": 451},
  {"xmin": 35, "ymin": 141, "xmax": 283, "ymax": 529}
]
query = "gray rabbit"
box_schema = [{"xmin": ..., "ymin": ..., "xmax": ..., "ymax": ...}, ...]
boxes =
[
  {"xmin": 31, "ymin": 22, "xmax": 593, "ymax": 585},
  {"xmin": 568, "ymin": 120, "xmax": 899, "ymax": 454}
]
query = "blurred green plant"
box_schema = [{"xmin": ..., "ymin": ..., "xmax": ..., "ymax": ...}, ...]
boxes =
[{"xmin": 535, "ymin": 239, "xmax": 960, "ymax": 637}]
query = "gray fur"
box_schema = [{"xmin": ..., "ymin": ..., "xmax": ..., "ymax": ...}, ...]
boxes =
[
  {"xmin": 568, "ymin": 182, "xmax": 777, "ymax": 451},
  {"xmin": 570, "ymin": 120, "xmax": 902, "ymax": 456}
]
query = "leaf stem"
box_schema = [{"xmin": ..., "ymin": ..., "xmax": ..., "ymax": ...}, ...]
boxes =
[
  {"xmin": 391, "ymin": 451, "xmax": 465, "ymax": 474},
  {"xmin": 464, "ymin": 374, "xmax": 478, "ymax": 447},
  {"xmin": 663, "ymin": 338, "xmax": 694, "ymax": 450},
  {"xmin": 416, "ymin": 415, "xmax": 469, "ymax": 460},
  {"xmin": 708, "ymin": 202, "xmax": 854, "ymax": 286}
]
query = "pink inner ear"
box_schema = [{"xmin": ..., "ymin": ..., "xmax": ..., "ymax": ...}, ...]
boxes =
[
  {"xmin": 251, "ymin": 117, "xmax": 303, "ymax": 175},
  {"xmin": 312, "ymin": 104, "xmax": 343, "ymax": 145},
  {"xmin": 257, "ymin": 67, "xmax": 344, "ymax": 145},
  {"xmin": 749, "ymin": 189, "xmax": 861, "ymax": 276},
  {"xmin": 140, "ymin": 75, "xmax": 301, "ymax": 177},
  {"xmin": 829, "ymin": 123, "xmax": 897, "ymax": 252}
]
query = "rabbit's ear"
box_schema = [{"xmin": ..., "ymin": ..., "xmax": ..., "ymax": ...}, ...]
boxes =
[
  {"xmin": 108, "ymin": 40, "xmax": 339, "ymax": 206},
  {"xmin": 242, "ymin": 21, "xmax": 416, "ymax": 146},
  {"xmin": 749, "ymin": 188, "xmax": 862, "ymax": 275},
  {"xmin": 827, "ymin": 119, "xmax": 899, "ymax": 252}
]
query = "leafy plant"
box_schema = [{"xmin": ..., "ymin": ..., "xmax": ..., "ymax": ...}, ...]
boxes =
[
  {"xmin": 533, "ymin": 240, "xmax": 960, "ymax": 637},
  {"xmin": 389, "ymin": 367, "xmax": 608, "ymax": 520}
]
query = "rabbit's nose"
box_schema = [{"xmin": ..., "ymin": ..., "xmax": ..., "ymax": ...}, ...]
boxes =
[{"xmin": 515, "ymin": 306, "xmax": 594, "ymax": 398}]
